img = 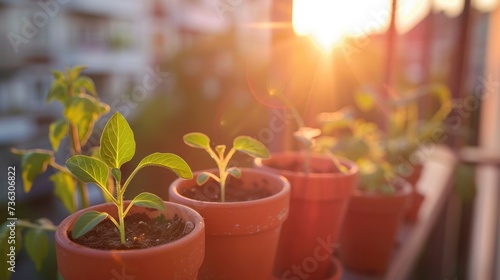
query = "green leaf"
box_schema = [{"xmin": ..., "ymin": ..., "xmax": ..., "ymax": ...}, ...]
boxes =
[
  {"xmin": 50, "ymin": 172, "xmax": 77, "ymax": 213},
  {"xmin": 317, "ymin": 109, "xmax": 354, "ymax": 133},
  {"xmin": 69, "ymin": 65, "xmax": 87, "ymax": 81},
  {"xmin": 0, "ymin": 222, "xmax": 14, "ymax": 279},
  {"xmin": 136, "ymin": 153, "xmax": 193, "ymax": 179},
  {"xmin": 19, "ymin": 151, "xmax": 53, "ymax": 193},
  {"xmin": 183, "ymin": 132, "xmax": 210, "ymax": 149},
  {"xmin": 64, "ymin": 95, "xmax": 110, "ymax": 146},
  {"xmin": 196, "ymin": 172, "xmax": 211, "ymax": 185},
  {"xmin": 111, "ymin": 168, "xmax": 121, "ymax": 183},
  {"xmin": 51, "ymin": 70, "xmax": 65, "ymax": 81},
  {"xmin": 227, "ymin": 167, "xmax": 241, "ymax": 178},
  {"xmin": 100, "ymin": 112, "xmax": 136, "ymax": 169},
  {"xmin": 354, "ymin": 90, "xmax": 376, "ymax": 112},
  {"xmin": 49, "ymin": 119, "xmax": 68, "ymax": 152},
  {"xmin": 73, "ymin": 76, "xmax": 97, "ymax": 96},
  {"xmin": 66, "ymin": 155, "xmax": 109, "ymax": 190},
  {"xmin": 358, "ymin": 160, "xmax": 388, "ymax": 191},
  {"xmin": 130, "ymin": 192, "xmax": 165, "ymax": 210},
  {"xmin": 46, "ymin": 80, "xmax": 68, "ymax": 104},
  {"xmin": 333, "ymin": 136, "xmax": 371, "ymax": 161},
  {"xmin": 233, "ymin": 136, "xmax": 270, "ymax": 159},
  {"xmin": 72, "ymin": 211, "xmax": 109, "ymax": 239},
  {"xmin": 25, "ymin": 229, "xmax": 48, "ymax": 271}
]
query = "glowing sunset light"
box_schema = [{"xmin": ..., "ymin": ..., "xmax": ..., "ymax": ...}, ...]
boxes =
[
  {"xmin": 292, "ymin": 0, "xmax": 392, "ymax": 50},
  {"xmin": 292, "ymin": 0, "xmax": 499, "ymax": 51}
]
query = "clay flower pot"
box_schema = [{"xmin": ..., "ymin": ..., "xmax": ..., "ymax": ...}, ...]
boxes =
[
  {"xmin": 272, "ymin": 257, "xmax": 343, "ymax": 280},
  {"xmin": 255, "ymin": 151, "xmax": 358, "ymax": 280},
  {"xmin": 339, "ymin": 180, "xmax": 412, "ymax": 273},
  {"xmin": 55, "ymin": 201, "xmax": 205, "ymax": 280},
  {"xmin": 403, "ymin": 164, "xmax": 424, "ymax": 221},
  {"xmin": 169, "ymin": 168, "xmax": 290, "ymax": 280}
]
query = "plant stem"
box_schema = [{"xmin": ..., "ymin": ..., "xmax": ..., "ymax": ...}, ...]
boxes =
[
  {"xmin": 219, "ymin": 165, "xmax": 227, "ymax": 203},
  {"xmin": 17, "ymin": 220, "xmax": 57, "ymax": 232},
  {"xmin": 117, "ymin": 182, "xmax": 126, "ymax": 244},
  {"xmin": 49, "ymin": 161, "xmax": 72, "ymax": 175},
  {"xmin": 68, "ymin": 122, "xmax": 90, "ymax": 209},
  {"xmin": 66, "ymin": 71, "xmax": 90, "ymax": 209},
  {"xmin": 77, "ymin": 181, "xmax": 89, "ymax": 209},
  {"xmin": 276, "ymin": 94, "xmax": 305, "ymax": 128},
  {"xmin": 218, "ymin": 148, "xmax": 236, "ymax": 203},
  {"xmin": 275, "ymin": 94, "xmax": 312, "ymax": 174}
]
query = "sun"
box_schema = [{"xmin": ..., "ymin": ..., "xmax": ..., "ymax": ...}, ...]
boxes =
[{"xmin": 292, "ymin": 0, "xmax": 392, "ymax": 51}]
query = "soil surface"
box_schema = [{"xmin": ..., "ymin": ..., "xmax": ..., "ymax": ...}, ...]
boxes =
[
  {"xmin": 180, "ymin": 177, "xmax": 274, "ymax": 202},
  {"xmin": 267, "ymin": 159, "xmax": 341, "ymax": 173},
  {"xmin": 69, "ymin": 213, "xmax": 194, "ymax": 250}
]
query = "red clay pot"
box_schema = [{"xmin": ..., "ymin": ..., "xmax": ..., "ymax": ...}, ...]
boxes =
[
  {"xmin": 339, "ymin": 180, "xmax": 412, "ymax": 274},
  {"xmin": 402, "ymin": 164, "xmax": 424, "ymax": 222},
  {"xmin": 55, "ymin": 201, "xmax": 205, "ymax": 280},
  {"xmin": 255, "ymin": 152, "xmax": 357, "ymax": 280},
  {"xmin": 169, "ymin": 168, "xmax": 290, "ymax": 280},
  {"xmin": 272, "ymin": 257, "xmax": 343, "ymax": 280}
]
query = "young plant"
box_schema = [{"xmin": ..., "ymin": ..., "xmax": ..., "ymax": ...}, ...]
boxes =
[
  {"xmin": 268, "ymin": 88, "xmax": 318, "ymax": 173},
  {"xmin": 269, "ymin": 88, "xmax": 348, "ymax": 174},
  {"xmin": 316, "ymin": 116, "xmax": 395, "ymax": 193},
  {"xmin": 66, "ymin": 112, "xmax": 193, "ymax": 244},
  {"xmin": 183, "ymin": 132, "xmax": 270, "ymax": 202},
  {"xmin": 12, "ymin": 65, "xmax": 109, "ymax": 212},
  {"xmin": 3, "ymin": 66, "xmax": 108, "ymax": 279},
  {"xmin": 354, "ymin": 83, "xmax": 452, "ymax": 163}
]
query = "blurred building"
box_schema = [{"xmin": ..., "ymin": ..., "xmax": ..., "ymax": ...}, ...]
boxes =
[{"xmin": 0, "ymin": 0, "xmax": 272, "ymax": 146}]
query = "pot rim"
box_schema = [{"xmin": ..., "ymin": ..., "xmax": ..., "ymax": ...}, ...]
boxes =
[
  {"xmin": 55, "ymin": 201, "xmax": 205, "ymax": 256},
  {"xmin": 354, "ymin": 177, "xmax": 412, "ymax": 198},
  {"xmin": 255, "ymin": 151, "xmax": 358, "ymax": 179},
  {"xmin": 169, "ymin": 168, "xmax": 290, "ymax": 208}
]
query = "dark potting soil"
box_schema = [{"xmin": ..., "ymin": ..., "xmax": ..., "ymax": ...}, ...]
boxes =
[
  {"xmin": 180, "ymin": 177, "xmax": 274, "ymax": 202},
  {"xmin": 267, "ymin": 159, "xmax": 341, "ymax": 173},
  {"xmin": 69, "ymin": 213, "xmax": 194, "ymax": 250}
]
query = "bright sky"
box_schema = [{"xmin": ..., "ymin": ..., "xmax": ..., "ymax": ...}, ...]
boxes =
[{"xmin": 293, "ymin": 0, "xmax": 499, "ymax": 50}]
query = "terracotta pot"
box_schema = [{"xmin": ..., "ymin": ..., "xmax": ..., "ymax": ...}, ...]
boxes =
[
  {"xmin": 272, "ymin": 257, "xmax": 343, "ymax": 280},
  {"xmin": 339, "ymin": 180, "xmax": 412, "ymax": 273},
  {"xmin": 55, "ymin": 201, "xmax": 205, "ymax": 280},
  {"xmin": 169, "ymin": 168, "xmax": 290, "ymax": 280},
  {"xmin": 255, "ymin": 152, "xmax": 357, "ymax": 280},
  {"xmin": 403, "ymin": 164, "xmax": 424, "ymax": 222}
]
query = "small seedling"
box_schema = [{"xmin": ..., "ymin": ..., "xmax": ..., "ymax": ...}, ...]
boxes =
[
  {"xmin": 66, "ymin": 112, "xmax": 193, "ymax": 244},
  {"xmin": 183, "ymin": 132, "xmax": 270, "ymax": 202},
  {"xmin": 269, "ymin": 88, "xmax": 348, "ymax": 174}
]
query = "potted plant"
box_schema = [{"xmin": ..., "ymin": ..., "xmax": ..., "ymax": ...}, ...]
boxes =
[
  {"xmin": 55, "ymin": 112, "xmax": 205, "ymax": 280},
  {"xmin": 316, "ymin": 114, "xmax": 411, "ymax": 273},
  {"xmin": 169, "ymin": 132, "xmax": 290, "ymax": 280},
  {"xmin": 254, "ymin": 91, "xmax": 358, "ymax": 280},
  {"xmin": 3, "ymin": 66, "xmax": 110, "ymax": 280},
  {"xmin": 338, "ymin": 171, "xmax": 411, "ymax": 273},
  {"xmin": 354, "ymin": 84, "xmax": 452, "ymax": 221}
]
